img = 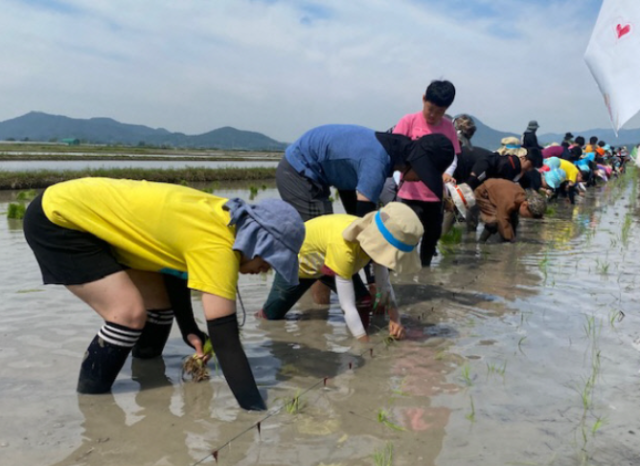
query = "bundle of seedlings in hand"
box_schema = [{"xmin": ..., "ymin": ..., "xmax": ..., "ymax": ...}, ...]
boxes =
[{"xmin": 182, "ymin": 339, "xmax": 214, "ymax": 382}]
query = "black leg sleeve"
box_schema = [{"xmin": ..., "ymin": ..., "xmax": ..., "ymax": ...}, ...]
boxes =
[
  {"xmin": 163, "ymin": 275, "xmax": 207, "ymax": 349},
  {"xmin": 338, "ymin": 189, "xmax": 358, "ymax": 215},
  {"xmin": 207, "ymin": 315, "xmax": 266, "ymax": 411},
  {"xmin": 356, "ymin": 200, "xmax": 377, "ymax": 217}
]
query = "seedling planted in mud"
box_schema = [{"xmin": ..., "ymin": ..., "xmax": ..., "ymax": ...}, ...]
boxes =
[
  {"xmin": 486, "ymin": 360, "xmax": 507, "ymax": 379},
  {"xmin": 373, "ymin": 442, "xmax": 394, "ymax": 466},
  {"xmin": 465, "ymin": 396, "xmax": 476, "ymax": 423},
  {"xmin": 595, "ymin": 258, "xmax": 610, "ymax": 275},
  {"xmin": 461, "ymin": 363, "xmax": 473, "ymax": 386},
  {"xmin": 608, "ymin": 309, "xmax": 625, "ymax": 328},
  {"xmin": 285, "ymin": 389, "xmax": 305, "ymax": 415}
]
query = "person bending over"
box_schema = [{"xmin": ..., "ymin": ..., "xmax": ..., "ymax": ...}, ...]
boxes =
[
  {"xmin": 474, "ymin": 179, "xmax": 547, "ymax": 243},
  {"xmin": 257, "ymin": 203, "xmax": 423, "ymax": 341},
  {"xmin": 23, "ymin": 178, "xmax": 305, "ymax": 411}
]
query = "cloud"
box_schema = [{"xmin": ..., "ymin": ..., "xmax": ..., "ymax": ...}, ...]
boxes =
[{"xmin": 1, "ymin": 0, "xmax": 634, "ymax": 143}]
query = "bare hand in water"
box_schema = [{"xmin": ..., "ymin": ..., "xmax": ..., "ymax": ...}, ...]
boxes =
[{"xmin": 389, "ymin": 321, "xmax": 406, "ymax": 340}]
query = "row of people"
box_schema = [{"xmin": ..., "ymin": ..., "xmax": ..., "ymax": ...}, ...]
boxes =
[{"xmin": 23, "ymin": 79, "xmax": 627, "ymax": 414}]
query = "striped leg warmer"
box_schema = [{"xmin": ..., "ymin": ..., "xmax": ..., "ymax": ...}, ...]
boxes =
[{"xmin": 77, "ymin": 322, "xmax": 142, "ymax": 394}]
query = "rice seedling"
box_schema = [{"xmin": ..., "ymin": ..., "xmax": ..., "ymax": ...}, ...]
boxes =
[
  {"xmin": 7, "ymin": 203, "xmax": 26, "ymax": 219},
  {"xmin": 377, "ymin": 408, "xmax": 405, "ymax": 431},
  {"xmin": 0, "ymin": 167, "xmax": 278, "ymax": 191},
  {"xmin": 15, "ymin": 189, "xmax": 37, "ymax": 201},
  {"xmin": 608, "ymin": 309, "xmax": 625, "ymax": 328},
  {"xmin": 285, "ymin": 389, "xmax": 305, "ymax": 415},
  {"xmin": 621, "ymin": 212, "xmax": 632, "ymax": 245},
  {"xmin": 591, "ymin": 416, "xmax": 607, "ymax": 436},
  {"xmin": 373, "ymin": 442, "xmax": 394, "ymax": 466},
  {"xmin": 465, "ymin": 396, "xmax": 476, "ymax": 423},
  {"xmin": 595, "ymin": 258, "xmax": 609, "ymax": 275},
  {"xmin": 440, "ymin": 226, "xmax": 462, "ymax": 245},
  {"xmin": 461, "ymin": 363, "xmax": 473, "ymax": 386},
  {"xmin": 486, "ymin": 360, "xmax": 507, "ymax": 379}
]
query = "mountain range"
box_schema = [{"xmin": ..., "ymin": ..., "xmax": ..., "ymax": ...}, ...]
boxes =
[{"xmin": 0, "ymin": 111, "xmax": 638, "ymax": 151}]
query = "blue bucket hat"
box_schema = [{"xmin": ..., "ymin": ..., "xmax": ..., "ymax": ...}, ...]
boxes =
[
  {"xmin": 544, "ymin": 168, "xmax": 567, "ymax": 189},
  {"xmin": 225, "ymin": 198, "xmax": 305, "ymax": 285},
  {"xmin": 544, "ymin": 156, "xmax": 561, "ymax": 170}
]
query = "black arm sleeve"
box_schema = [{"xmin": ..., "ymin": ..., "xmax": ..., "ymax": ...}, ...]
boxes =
[
  {"xmin": 163, "ymin": 275, "xmax": 207, "ymax": 348},
  {"xmin": 207, "ymin": 315, "xmax": 267, "ymax": 411},
  {"xmin": 356, "ymin": 200, "xmax": 377, "ymax": 218}
]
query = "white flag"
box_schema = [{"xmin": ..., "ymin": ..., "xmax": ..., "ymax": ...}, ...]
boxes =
[{"xmin": 584, "ymin": 0, "xmax": 640, "ymax": 134}]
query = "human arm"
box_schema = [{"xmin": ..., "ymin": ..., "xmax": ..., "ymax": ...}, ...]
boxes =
[
  {"xmin": 443, "ymin": 154, "xmax": 458, "ymax": 183},
  {"xmin": 202, "ymin": 293, "xmax": 266, "ymax": 411},
  {"xmin": 373, "ymin": 264, "xmax": 405, "ymax": 339},
  {"xmin": 163, "ymin": 274, "xmax": 210, "ymax": 359},
  {"xmin": 335, "ymin": 275, "xmax": 368, "ymax": 341}
]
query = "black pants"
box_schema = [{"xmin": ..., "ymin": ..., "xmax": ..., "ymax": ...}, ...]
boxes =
[{"xmin": 400, "ymin": 199, "xmax": 443, "ymax": 266}]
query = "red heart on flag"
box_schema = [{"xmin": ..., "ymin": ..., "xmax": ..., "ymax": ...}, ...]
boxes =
[{"xmin": 616, "ymin": 23, "xmax": 631, "ymax": 39}]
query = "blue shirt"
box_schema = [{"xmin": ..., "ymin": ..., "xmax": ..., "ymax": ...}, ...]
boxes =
[{"xmin": 285, "ymin": 125, "xmax": 393, "ymax": 203}]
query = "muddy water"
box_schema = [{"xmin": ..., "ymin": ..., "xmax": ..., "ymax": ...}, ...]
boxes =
[{"xmin": 1, "ymin": 177, "xmax": 640, "ymax": 466}]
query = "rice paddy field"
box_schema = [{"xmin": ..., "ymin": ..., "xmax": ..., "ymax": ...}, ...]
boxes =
[{"xmin": 1, "ymin": 174, "xmax": 640, "ymax": 466}]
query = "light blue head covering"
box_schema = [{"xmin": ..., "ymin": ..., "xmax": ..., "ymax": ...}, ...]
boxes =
[
  {"xmin": 225, "ymin": 198, "xmax": 305, "ymax": 285},
  {"xmin": 544, "ymin": 157, "xmax": 561, "ymax": 170},
  {"xmin": 544, "ymin": 168, "xmax": 567, "ymax": 189}
]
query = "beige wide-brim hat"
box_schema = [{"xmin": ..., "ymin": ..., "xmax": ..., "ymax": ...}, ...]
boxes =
[
  {"xmin": 446, "ymin": 182, "xmax": 476, "ymax": 219},
  {"xmin": 496, "ymin": 136, "xmax": 527, "ymax": 157},
  {"xmin": 342, "ymin": 202, "xmax": 423, "ymax": 274}
]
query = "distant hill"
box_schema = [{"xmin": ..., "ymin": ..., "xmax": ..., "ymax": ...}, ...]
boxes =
[
  {"xmin": 2, "ymin": 111, "xmax": 637, "ymax": 152},
  {"xmin": 0, "ymin": 112, "xmax": 288, "ymax": 151},
  {"xmin": 466, "ymin": 116, "xmax": 518, "ymax": 151}
]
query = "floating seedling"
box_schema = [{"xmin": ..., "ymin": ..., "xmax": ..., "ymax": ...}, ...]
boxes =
[{"xmin": 373, "ymin": 442, "xmax": 394, "ymax": 466}]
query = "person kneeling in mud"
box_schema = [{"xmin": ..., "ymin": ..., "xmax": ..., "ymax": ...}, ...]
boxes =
[
  {"xmin": 23, "ymin": 177, "xmax": 305, "ymax": 411},
  {"xmin": 474, "ymin": 179, "xmax": 547, "ymax": 243},
  {"xmin": 257, "ymin": 202, "xmax": 423, "ymax": 341}
]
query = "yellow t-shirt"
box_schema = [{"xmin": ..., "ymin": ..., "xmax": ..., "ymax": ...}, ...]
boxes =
[
  {"xmin": 42, "ymin": 178, "xmax": 240, "ymax": 300},
  {"xmin": 558, "ymin": 159, "xmax": 580, "ymax": 183},
  {"xmin": 298, "ymin": 214, "xmax": 370, "ymax": 279}
]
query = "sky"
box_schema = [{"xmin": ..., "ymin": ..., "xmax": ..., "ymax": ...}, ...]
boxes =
[{"xmin": 2, "ymin": 0, "xmax": 638, "ymax": 142}]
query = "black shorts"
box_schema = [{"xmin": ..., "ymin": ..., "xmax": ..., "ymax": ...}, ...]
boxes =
[{"xmin": 23, "ymin": 192, "xmax": 125, "ymax": 285}]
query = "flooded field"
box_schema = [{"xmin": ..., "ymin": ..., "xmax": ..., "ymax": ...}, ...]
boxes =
[{"xmin": 1, "ymin": 176, "xmax": 640, "ymax": 466}]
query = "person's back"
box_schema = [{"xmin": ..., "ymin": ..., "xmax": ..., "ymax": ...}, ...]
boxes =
[
  {"xmin": 466, "ymin": 151, "xmax": 522, "ymax": 189},
  {"xmin": 454, "ymin": 145, "xmax": 493, "ymax": 184},
  {"xmin": 285, "ymin": 124, "xmax": 392, "ymax": 198}
]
